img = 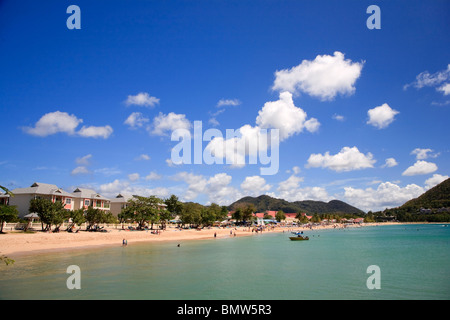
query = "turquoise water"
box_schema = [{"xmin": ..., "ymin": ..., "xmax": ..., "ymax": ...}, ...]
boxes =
[{"xmin": 0, "ymin": 224, "xmax": 449, "ymax": 300}]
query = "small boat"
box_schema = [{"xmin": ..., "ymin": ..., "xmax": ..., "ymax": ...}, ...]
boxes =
[{"xmin": 289, "ymin": 236, "xmax": 309, "ymax": 241}]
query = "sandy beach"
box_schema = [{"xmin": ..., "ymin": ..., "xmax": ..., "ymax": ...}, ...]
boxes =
[{"xmin": 0, "ymin": 223, "xmax": 387, "ymax": 258}]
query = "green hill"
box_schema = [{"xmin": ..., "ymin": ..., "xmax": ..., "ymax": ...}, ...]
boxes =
[
  {"xmin": 401, "ymin": 177, "xmax": 450, "ymax": 210},
  {"xmin": 228, "ymin": 195, "xmax": 364, "ymax": 215}
]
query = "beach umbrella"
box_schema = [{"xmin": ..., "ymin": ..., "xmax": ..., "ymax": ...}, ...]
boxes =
[
  {"xmin": 23, "ymin": 212, "xmax": 40, "ymax": 230},
  {"xmin": 24, "ymin": 213, "xmax": 39, "ymax": 221}
]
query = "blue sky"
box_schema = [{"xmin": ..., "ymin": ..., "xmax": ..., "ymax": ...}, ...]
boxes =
[{"xmin": 1, "ymin": 0, "xmax": 449, "ymax": 211}]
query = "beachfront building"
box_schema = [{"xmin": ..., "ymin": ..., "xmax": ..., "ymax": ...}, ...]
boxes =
[
  {"xmin": 71, "ymin": 188, "xmax": 111, "ymax": 212},
  {"xmin": 9, "ymin": 182, "xmax": 74, "ymax": 218},
  {"xmin": 0, "ymin": 192, "xmax": 10, "ymax": 206},
  {"xmin": 109, "ymin": 193, "xmax": 167, "ymax": 216},
  {"xmin": 254, "ymin": 211, "xmax": 301, "ymax": 222}
]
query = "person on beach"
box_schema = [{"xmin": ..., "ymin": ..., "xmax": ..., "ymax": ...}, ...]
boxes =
[{"xmin": 122, "ymin": 239, "xmax": 127, "ymax": 246}]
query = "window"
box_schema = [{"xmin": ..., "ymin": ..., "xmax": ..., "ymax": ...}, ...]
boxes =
[
  {"xmin": 66, "ymin": 198, "xmax": 71, "ymax": 204},
  {"xmin": 95, "ymin": 200, "xmax": 102, "ymax": 208},
  {"xmin": 84, "ymin": 200, "xmax": 90, "ymax": 206}
]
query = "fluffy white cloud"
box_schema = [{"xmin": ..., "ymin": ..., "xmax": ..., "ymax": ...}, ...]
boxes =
[
  {"xmin": 382, "ymin": 158, "xmax": 398, "ymax": 168},
  {"xmin": 343, "ymin": 182, "xmax": 424, "ymax": 212},
  {"xmin": 24, "ymin": 111, "xmax": 113, "ymax": 138},
  {"xmin": 367, "ymin": 103, "xmax": 399, "ymax": 129},
  {"xmin": 256, "ymin": 91, "xmax": 319, "ymax": 140},
  {"xmin": 410, "ymin": 148, "xmax": 439, "ymax": 160},
  {"xmin": 240, "ymin": 176, "xmax": 272, "ymax": 196},
  {"xmin": 306, "ymin": 146, "xmax": 376, "ymax": 172},
  {"xmin": 78, "ymin": 125, "xmax": 113, "ymax": 139},
  {"xmin": 171, "ymin": 172, "xmax": 241, "ymax": 205},
  {"xmin": 124, "ymin": 112, "xmax": 150, "ymax": 128},
  {"xmin": 23, "ymin": 111, "xmax": 82, "ymax": 137},
  {"xmin": 151, "ymin": 112, "xmax": 191, "ymax": 136},
  {"xmin": 402, "ymin": 160, "xmax": 438, "ymax": 176},
  {"xmin": 425, "ymin": 174, "xmax": 449, "ymax": 189},
  {"xmin": 125, "ymin": 92, "xmax": 160, "ymax": 107},
  {"xmin": 272, "ymin": 51, "xmax": 364, "ymax": 100},
  {"xmin": 438, "ymin": 83, "xmax": 450, "ymax": 95},
  {"xmin": 276, "ymin": 174, "xmax": 331, "ymax": 202}
]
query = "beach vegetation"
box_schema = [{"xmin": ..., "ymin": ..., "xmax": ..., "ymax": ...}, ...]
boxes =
[
  {"xmin": 66, "ymin": 209, "xmax": 86, "ymax": 231},
  {"xmin": 0, "ymin": 205, "xmax": 19, "ymax": 233},
  {"xmin": 85, "ymin": 206, "xmax": 107, "ymax": 230},
  {"xmin": 29, "ymin": 198, "xmax": 67, "ymax": 232},
  {"xmin": 119, "ymin": 195, "xmax": 164, "ymax": 230},
  {"xmin": 275, "ymin": 210, "xmax": 286, "ymax": 222}
]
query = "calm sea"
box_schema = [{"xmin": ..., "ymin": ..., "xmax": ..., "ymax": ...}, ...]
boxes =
[{"xmin": 0, "ymin": 224, "xmax": 449, "ymax": 300}]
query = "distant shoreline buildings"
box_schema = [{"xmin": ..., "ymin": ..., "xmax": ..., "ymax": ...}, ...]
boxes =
[{"xmin": 0, "ymin": 182, "xmax": 165, "ymax": 218}]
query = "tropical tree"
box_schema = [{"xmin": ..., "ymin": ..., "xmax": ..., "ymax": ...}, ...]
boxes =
[
  {"xmin": 165, "ymin": 195, "xmax": 182, "ymax": 217},
  {"xmin": 66, "ymin": 208, "xmax": 86, "ymax": 231},
  {"xmin": 125, "ymin": 195, "xmax": 162, "ymax": 229},
  {"xmin": 232, "ymin": 207, "xmax": 243, "ymax": 222},
  {"xmin": 29, "ymin": 198, "xmax": 66, "ymax": 231},
  {"xmin": 85, "ymin": 206, "xmax": 106, "ymax": 230},
  {"xmin": 180, "ymin": 202, "xmax": 203, "ymax": 227},
  {"xmin": 242, "ymin": 204, "xmax": 256, "ymax": 224},
  {"xmin": 0, "ymin": 205, "xmax": 18, "ymax": 233},
  {"xmin": 275, "ymin": 210, "xmax": 286, "ymax": 222}
]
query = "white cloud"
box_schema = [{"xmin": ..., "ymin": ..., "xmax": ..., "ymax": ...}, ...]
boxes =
[
  {"xmin": 99, "ymin": 179, "xmax": 128, "ymax": 195},
  {"xmin": 306, "ymin": 146, "xmax": 376, "ymax": 172},
  {"xmin": 77, "ymin": 125, "xmax": 113, "ymax": 139},
  {"xmin": 171, "ymin": 171, "xmax": 241, "ymax": 205},
  {"xmin": 125, "ymin": 92, "xmax": 160, "ymax": 107},
  {"xmin": 217, "ymin": 99, "xmax": 241, "ymax": 107},
  {"xmin": 98, "ymin": 179, "xmax": 170, "ymax": 199},
  {"xmin": 404, "ymin": 64, "xmax": 450, "ymax": 90},
  {"xmin": 128, "ymin": 173, "xmax": 140, "ymax": 181},
  {"xmin": 332, "ymin": 114, "xmax": 345, "ymax": 121},
  {"xmin": 256, "ymin": 91, "xmax": 319, "ymax": 140},
  {"xmin": 150, "ymin": 112, "xmax": 191, "ymax": 136},
  {"xmin": 425, "ymin": 174, "xmax": 449, "ymax": 189},
  {"xmin": 71, "ymin": 166, "xmax": 91, "ymax": 176},
  {"xmin": 402, "ymin": 160, "xmax": 438, "ymax": 176},
  {"xmin": 208, "ymin": 117, "xmax": 220, "ymax": 127},
  {"xmin": 437, "ymin": 83, "xmax": 450, "ymax": 95},
  {"xmin": 94, "ymin": 167, "xmax": 122, "ymax": 176},
  {"xmin": 410, "ymin": 148, "xmax": 439, "ymax": 160},
  {"xmin": 272, "ymin": 51, "xmax": 364, "ymax": 100},
  {"xmin": 382, "ymin": 158, "xmax": 398, "ymax": 168},
  {"xmin": 276, "ymin": 174, "xmax": 331, "ymax": 202},
  {"xmin": 23, "ymin": 111, "xmax": 82, "ymax": 137},
  {"xmin": 240, "ymin": 176, "xmax": 272, "ymax": 196},
  {"xmin": 76, "ymin": 154, "xmax": 92, "ymax": 166},
  {"xmin": 124, "ymin": 112, "xmax": 150, "ymax": 128},
  {"xmin": 135, "ymin": 154, "xmax": 150, "ymax": 161},
  {"xmin": 145, "ymin": 171, "xmax": 162, "ymax": 181},
  {"xmin": 367, "ymin": 103, "xmax": 399, "ymax": 129},
  {"xmin": 24, "ymin": 111, "xmax": 113, "ymax": 139},
  {"xmin": 343, "ymin": 182, "xmax": 424, "ymax": 212}
]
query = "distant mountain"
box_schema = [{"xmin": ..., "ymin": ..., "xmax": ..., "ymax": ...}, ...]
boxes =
[
  {"xmin": 228, "ymin": 195, "xmax": 364, "ymax": 215},
  {"xmin": 400, "ymin": 178, "xmax": 450, "ymax": 209}
]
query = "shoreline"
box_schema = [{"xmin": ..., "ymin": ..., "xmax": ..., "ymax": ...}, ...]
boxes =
[{"xmin": 0, "ymin": 222, "xmax": 423, "ymax": 258}]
